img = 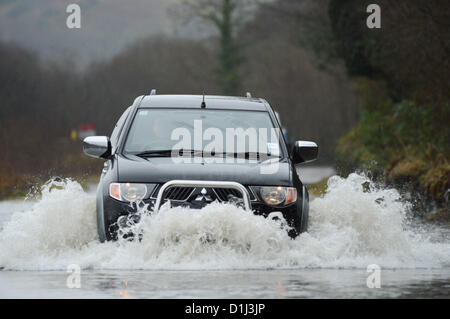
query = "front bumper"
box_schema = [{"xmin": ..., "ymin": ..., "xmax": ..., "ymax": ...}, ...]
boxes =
[{"xmin": 101, "ymin": 180, "xmax": 303, "ymax": 239}]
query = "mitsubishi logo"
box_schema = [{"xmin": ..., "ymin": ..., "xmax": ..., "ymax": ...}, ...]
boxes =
[{"xmin": 194, "ymin": 188, "xmax": 214, "ymax": 203}]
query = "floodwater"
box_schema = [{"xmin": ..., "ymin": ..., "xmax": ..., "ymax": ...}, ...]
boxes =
[{"xmin": 0, "ymin": 167, "xmax": 449, "ymax": 299}]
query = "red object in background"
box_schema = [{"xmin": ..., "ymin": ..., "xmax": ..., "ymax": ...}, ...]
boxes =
[{"xmin": 77, "ymin": 123, "xmax": 96, "ymax": 140}]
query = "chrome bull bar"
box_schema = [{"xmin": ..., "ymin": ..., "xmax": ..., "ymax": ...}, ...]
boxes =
[{"xmin": 153, "ymin": 180, "xmax": 252, "ymax": 213}]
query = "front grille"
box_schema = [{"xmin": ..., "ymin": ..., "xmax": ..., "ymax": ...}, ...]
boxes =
[
  {"xmin": 163, "ymin": 186, "xmax": 194, "ymax": 201},
  {"xmin": 214, "ymin": 188, "xmax": 244, "ymax": 201},
  {"xmin": 151, "ymin": 185, "xmax": 256, "ymax": 201}
]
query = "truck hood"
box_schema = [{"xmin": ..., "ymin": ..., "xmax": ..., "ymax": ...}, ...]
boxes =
[{"xmin": 117, "ymin": 155, "xmax": 292, "ymax": 186}]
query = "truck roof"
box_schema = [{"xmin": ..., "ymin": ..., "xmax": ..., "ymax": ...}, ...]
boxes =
[{"xmin": 138, "ymin": 94, "xmax": 268, "ymax": 111}]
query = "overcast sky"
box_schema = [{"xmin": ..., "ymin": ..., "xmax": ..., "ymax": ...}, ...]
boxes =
[{"xmin": 0, "ymin": 0, "xmax": 187, "ymax": 66}]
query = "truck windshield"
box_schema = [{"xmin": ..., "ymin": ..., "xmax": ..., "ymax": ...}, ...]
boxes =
[{"xmin": 123, "ymin": 108, "xmax": 284, "ymax": 158}]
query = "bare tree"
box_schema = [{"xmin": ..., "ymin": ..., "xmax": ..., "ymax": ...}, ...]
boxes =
[{"xmin": 173, "ymin": 0, "xmax": 262, "ymax": 95}]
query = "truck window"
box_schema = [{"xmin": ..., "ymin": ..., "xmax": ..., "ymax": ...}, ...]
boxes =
[{"xmin": 110, "ymin": 106, "xmax": 131, "ymax": 148}]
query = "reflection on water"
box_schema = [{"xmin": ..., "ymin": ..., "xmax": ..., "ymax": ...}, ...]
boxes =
[{"xmin": 1, "ymin": 269, "xmax": 449, "ymax": 298}]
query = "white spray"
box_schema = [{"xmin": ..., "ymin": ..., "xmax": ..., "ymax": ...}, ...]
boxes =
[{"xmin": 0, "ymin": 173, "xmax": 448, "ymax": 270}]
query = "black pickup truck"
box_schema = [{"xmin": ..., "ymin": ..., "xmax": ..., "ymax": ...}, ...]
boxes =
[{"xmin": 83, "ymin": 93, "xmax": 318, "ymax": 241}]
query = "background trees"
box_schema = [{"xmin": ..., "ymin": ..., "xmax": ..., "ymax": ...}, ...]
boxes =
[
  {"xmin": 323, "ymin": 0, "xmax": 450, "ymax": 200},
  {"xmin": 1, "ymin": 0, "xmax": 447, "ymax": 201},
  {"xmin": 174, "ymin": 0, "xmax": 260, "ymax": 95}
]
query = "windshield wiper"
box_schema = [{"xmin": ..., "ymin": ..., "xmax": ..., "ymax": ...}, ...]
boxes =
[
  {"xmin": 132, "ymin": 149, "xmax": 204, "ymax": 158},
  {"xmin": 229, "ymin": 151, "xmax": 281, "ymax": 160},
  {"xmin": 131, "ymin": 150, "xmax": 281, "ymax": 160},
  {"xmin": 132, "ymin": 150, "xmax": 174, "ymax": 158}
]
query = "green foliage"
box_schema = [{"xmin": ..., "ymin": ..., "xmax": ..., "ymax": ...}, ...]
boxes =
[
  {"xmin": 327, "ymin": 0, "xmax": 450, "ymax": 202},
  {"xmin": 306, "ymin": 178, "xmax": 329, "ymax": 197},
  {"xmin": 0, "ymin": 162, "xmax": 29, "ymax": 200},
  {"xmin": 337, "ymin": 77, "xmax": 450, "ymax": 200}
]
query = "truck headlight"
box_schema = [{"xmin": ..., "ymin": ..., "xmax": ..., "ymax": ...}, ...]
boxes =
[
  {"xmin": 259, "ymin": 186, "xmax": 297, "ymax": 206},
  {"xmin": 109, "ymin": 183, "xmax": 147, "ymax": 202}
]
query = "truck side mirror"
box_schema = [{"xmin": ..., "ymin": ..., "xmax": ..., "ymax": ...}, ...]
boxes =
[
  {"xmin": 83, "ymin": 136, "xmax": 112, "ymax": 159},
  {"xmin": 292, "ymin": 141, "xmax": 318, "ymax": 164}
]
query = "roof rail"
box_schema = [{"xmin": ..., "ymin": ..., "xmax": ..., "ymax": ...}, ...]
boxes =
[
  {"xmin": 246, "ymin": 92, "xmax": 252, "ymax": 98},
  {"xmin": 150, "ymin": 89, "xmax": 156, "ymax": 95}
]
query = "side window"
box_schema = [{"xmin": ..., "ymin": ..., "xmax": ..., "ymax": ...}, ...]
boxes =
[{"xmin": 110, "ymin": 106, "xmax": 131, "ymax": 149}]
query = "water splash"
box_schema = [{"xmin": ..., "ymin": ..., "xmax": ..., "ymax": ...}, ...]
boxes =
[{"xmin": 0, "ymin": 174, "xmax": 449, "ymax": 270}]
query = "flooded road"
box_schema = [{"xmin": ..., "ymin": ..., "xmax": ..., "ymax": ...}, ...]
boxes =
[
  {"xmin": 2, "ymin": 269, "xmax": 450, "ymax": 298},
  {"xmin": 0, "ymin": 168, "xmax": 449, "ymax": 298}
]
